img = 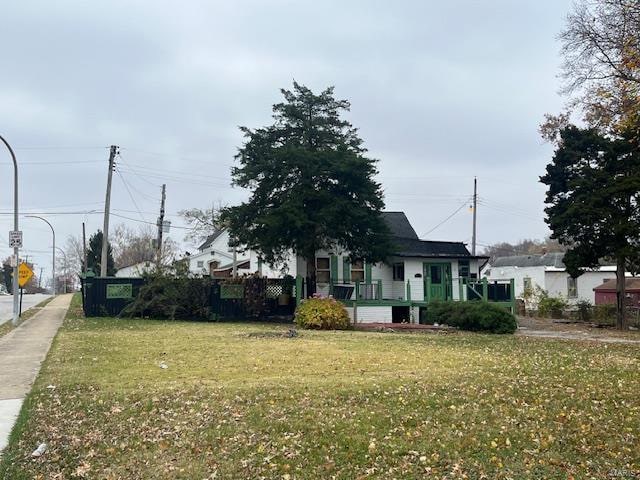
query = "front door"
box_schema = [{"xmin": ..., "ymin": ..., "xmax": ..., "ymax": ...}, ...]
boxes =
[{"xmin": 424, "ymin": 262, "xmax": 451, "ymax": 301}]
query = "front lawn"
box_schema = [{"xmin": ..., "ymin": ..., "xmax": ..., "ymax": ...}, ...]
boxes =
[{"xmin": 1, "ymin": 294, "xmax": 639, "ymax": 479}]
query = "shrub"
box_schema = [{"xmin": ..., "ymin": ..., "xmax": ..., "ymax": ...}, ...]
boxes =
[
  {"xmin": 537, "ymin": 295, "xmax": 568, "ymax": 319},
  {"xmin": 592, "ymin": 303, "xmax": 616, "ymax": 326},
  {"xmin": 428, "ymin": 301, "xmax": 517, "ymax": 334},
  {"xmin": 573, "ymin": 300, "xmax": 593, "ymax": 322},
  {"xmin": 295, "ymin": 297, "xmax": 350, "ymax": 330}
]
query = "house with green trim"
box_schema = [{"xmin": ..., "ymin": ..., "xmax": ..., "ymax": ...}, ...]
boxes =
[{"xmin": 293, "ymin": 212, "xmax": 513, "ymax": 323}]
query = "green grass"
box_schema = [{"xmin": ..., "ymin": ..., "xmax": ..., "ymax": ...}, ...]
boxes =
[
  {"xmin": 0, "ymin": 295, "xmax": 55, "ymax": 339},
  {"xmin": 1, "ymin": 294, "xmax": 639, "ymax": 479}
]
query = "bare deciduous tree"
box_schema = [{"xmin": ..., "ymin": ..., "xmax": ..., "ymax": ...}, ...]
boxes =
[
  {"xmin": 178, "ymin": 204, "xmax": 224, "ymax": 245},
  {"xmin": 557, "ymin": 0, "xmax": 640, "ymax": 131}
]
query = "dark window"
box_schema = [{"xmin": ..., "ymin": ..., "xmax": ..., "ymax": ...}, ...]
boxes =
[
  {"xmin": 430, "ymin": 265, "xmax": 442, "ymax": 284},
  {"xmin": 351, "ymin": 259, "xmax": 364, "ymax": 282},
  {"xmin": 567, "ymin": 277, "xmax": 577, "ymax": 298},
  {"xmin": 316, "ymin": 257, "xmax": 330, "ymax": 283},
  {"xmin": 458, "ymin": 260, "xmax": 470, "ymax": 277},
  {"xmin": 393, "ymin": 262, "xmax": 405, "ymax": 281}
]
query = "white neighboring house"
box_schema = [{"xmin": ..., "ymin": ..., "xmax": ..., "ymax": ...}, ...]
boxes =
[
  {"xmin": 483, "ymin": 253, "xmax": 629, "ymax": 304},
  {"xmin": 186, "ymin": 229, "xmax": 287, "ymax": 278},
  {"xmin": 115, "ymin": 261, "xmax": 155, "ymax": 278}
]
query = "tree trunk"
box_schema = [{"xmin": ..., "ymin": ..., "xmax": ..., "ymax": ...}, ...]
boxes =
[
  {"xmin": 306, "ymin": 255, "xmax": 316, "ymax": 297},
  {"xmin": 615, "ymin": 256, "xmax": 627, "ymax": 330}
]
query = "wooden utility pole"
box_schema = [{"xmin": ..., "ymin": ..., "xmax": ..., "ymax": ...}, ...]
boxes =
[
  {"xmin": 471, "ymin": 177, "xmax": 477, "ymax": 256},
  {"xmin": 82, "ymin": 222, "xmax": 87, "ymax": 274},
  {"xmin": 100, "ymin": 145, "xmax": 117, "ymax": 277},
  {"xmin": 156, "ymin": 184, "xmax": 166, "ymax": 269}
]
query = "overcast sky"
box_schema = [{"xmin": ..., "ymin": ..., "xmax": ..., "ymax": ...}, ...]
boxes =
[{"xmin": 0, "ymin": 0, "xmax": 572, "ymax": 281}]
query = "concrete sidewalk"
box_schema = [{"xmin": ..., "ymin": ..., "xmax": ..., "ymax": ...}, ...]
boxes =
[{"xmin": 0, "ymin": 294, "xmax": 72, "ymax": 451}]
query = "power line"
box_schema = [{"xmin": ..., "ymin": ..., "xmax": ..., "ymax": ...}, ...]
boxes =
[
  {"xmin": 116, "ymin": 169, "xmax": 146, "ymax": 222},
  {"xmin": 421, "ymin": 199, "xmax": 471, "ymax": 237}
]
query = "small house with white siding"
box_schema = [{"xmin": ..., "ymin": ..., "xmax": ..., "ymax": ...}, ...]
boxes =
[{"xmin": 482, "ymin": 253, "xmax": 629, "ymax": 304}]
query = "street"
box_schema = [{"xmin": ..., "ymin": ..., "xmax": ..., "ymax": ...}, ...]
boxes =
[{"xmin": 0, "ymin": 294, "xmax": 51, "ymax": 326}]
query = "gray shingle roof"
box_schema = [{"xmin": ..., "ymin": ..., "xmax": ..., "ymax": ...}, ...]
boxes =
[
  {"xmin": 381, "ymin": 212, "xmax": 419, "ymax": 239},
  {"xmin": 198, "ymin": 229, "xmax": 224, "ymax": 251},
  {"xmin": 391, "ymin": 237, "xmax": 472, "ymax": 258},
  {"xmin": 491, "ymin": 253, "xmax": 566, "ymax": 268}
]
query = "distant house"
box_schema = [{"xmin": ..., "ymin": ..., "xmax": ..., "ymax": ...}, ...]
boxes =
[
  {"xmin": 483, "ymin": 253, "xmax": 630, "ymax": 304},
  {"xmin": 115, "ymin": 261, "xmax": 154, "ymax": 278},
  {"xmin": 594, "ymin": 278, "xmax": 640, "ymax": 307}
]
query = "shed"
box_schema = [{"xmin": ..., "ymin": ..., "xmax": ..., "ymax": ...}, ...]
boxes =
[{"xmin": 593, "ymin": 278, "xmax": 640, "ymax": 306}]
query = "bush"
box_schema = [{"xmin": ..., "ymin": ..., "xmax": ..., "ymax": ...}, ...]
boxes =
[
  {"xmin": 593, "ymin": 303, "xmax": 617, "ymax": 326},
  {"xmin": 573, "ymin": 300, "xmax": 593, "ymax": 322},
  {"xmin": 537, "ymin": 295, "xmax": 568, "ymax": 319},
  {"xmin": 428, "ymin": 301, "xmax": 517, "ymax": 334},
  {"xmin": 295, "ymin": 297, "xmax": 350, "ymax": 330}
]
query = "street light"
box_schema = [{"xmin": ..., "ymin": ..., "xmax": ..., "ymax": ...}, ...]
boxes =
[
  {"xmin": 55, "ymin": 246, "xmax": 67, "ymax": 293},
  {"xmin": 25, "ymin": 215, "xmax": 55, "ymax": 296},
  {"xmin": 0, "ymin": 135, "xmax": 19, "ymax": 325}
]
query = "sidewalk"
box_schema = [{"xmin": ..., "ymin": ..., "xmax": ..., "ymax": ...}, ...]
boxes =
[{"xmin": 0, "ymin": 294, "xmax": 71, "ymax": 451}]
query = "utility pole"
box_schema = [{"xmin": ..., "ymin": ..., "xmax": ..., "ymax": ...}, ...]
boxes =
[
  {"xmin": 471, "ymin": 176, "xmax": 477, "ymax": 256},
  {"xmin": 82, "ymin": 222, "xmax": 87, "ymax": 274},
  {"xmin": 100, "ymin": 145, "xmax": 117, "ymax": 277},
  {"xmin": 156, "ymin": 184, "xmax": 166, "ymax": 270}
]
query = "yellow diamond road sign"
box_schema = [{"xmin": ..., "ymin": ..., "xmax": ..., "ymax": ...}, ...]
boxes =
[{"xmin": 18, "ymin": 262, "xmax": 34, "ymax": 288}]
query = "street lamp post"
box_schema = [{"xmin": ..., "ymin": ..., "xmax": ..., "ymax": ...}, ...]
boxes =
[
  {"xmin": 25, "ymin": 215, "xmax": 55, "ymax": 296},
  {"xmin": 0, "ymin": 135, "xmax": 19, "ymax": 325},
  {"xmin": 55, "ymin": 247, "xmax": 68, "ymax": 293}
]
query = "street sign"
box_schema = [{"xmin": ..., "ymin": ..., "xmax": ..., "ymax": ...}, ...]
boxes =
[
  {"xmin": 18, "ymin": 262, "xmax": 33, "ymax": 288},
  {"xmin": 9, "ymin": 230, "xmax": 22, "ymax": 248}
]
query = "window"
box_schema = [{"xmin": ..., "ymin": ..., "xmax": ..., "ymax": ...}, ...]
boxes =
[
  {"xmin": 351, "ymin": 259, "xmax": 365, "ymax": 282},
  {"xmin": 567, "ymin": 277, "xmax": 577, "ymax": 298},
  {"xmin": 316, "ymin": 257, "xmax": 330, "ymax": 283},
  {"xmin": 458, "ymin": 260, "xmax": 470, "ymax": 278},
  {"xmin": 197, "ymin": 261, "xmax": 204, "ymax": 268},
  {"xmin": 393, "ymin": 262, "xmax": 405, "ymax": 281},
  {"xmin": 523, "ymin": 277, "xmax": 532, "ymax": 291}
]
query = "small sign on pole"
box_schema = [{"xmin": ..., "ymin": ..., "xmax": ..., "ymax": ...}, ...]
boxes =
[{"xmin": 9, "ymin": 230, "xmax": 22, "ymax": 248}]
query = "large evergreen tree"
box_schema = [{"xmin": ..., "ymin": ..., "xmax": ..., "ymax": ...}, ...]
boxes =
[
  {"xmin": 540, "ymin": 125, "xmax": 640, "ymax": 329},
  {"xmin": 221, "ymin": 82, "xmax": 391, "ymax": 292},
  {"xmin": 86, "ymin": 230, "xmax": 116, "ymax": 276}
]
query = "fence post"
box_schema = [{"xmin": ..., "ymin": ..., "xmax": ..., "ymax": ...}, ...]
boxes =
[
  {"xmin": 425, "ymin": 276, "xmax": 431, "ymax": 303},
  {"xmin": 377, "ymin": 279, "xmax": 382, "ymax": 300},
  {"xmin": 458, "ymin": 277, "xmax": 463, "ymax": 302},
  {"xmin": 482, "ymin": 277, "xmax": 488, "ymax": 302},
  {"xmin": 509, "ymin": 278, "xmax": 515, "ymax": 313},
  {"xmin": 406, "ymin": 279, "xmax": 411, "ymax": 302},
  {"xmin": 355, "ymin": 280, "xmax": 360, "ymax": 300},
  {"xmin": 295, "ymin": 275, "xmax": 303, "ymax": 305}
]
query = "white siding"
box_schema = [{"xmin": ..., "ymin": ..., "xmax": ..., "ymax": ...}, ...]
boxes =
[
  {"xmin": 353, "ymin": 306, "xmax": 393, "ymax": 323},
  {"xmin": 484, "ymin": 265, "xmax": 546, "ymax": 298},
  {"xmin": 545, "ymin": 271, "xmax": 616, "ymax": 304}
]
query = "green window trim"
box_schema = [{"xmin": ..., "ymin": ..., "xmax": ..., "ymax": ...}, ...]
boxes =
[
  {"xmin": 330, "ymin": 255, "xmax": 338, "ymax": 283},
  {"xmin": 343, "ymin": 258, "xmax": 350, "ymax": 283}
]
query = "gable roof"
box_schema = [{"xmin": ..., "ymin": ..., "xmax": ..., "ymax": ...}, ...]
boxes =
[
  {"xmin": 491, "ymin": 253, "xmax": 566, "ymax": 268},
  {"xmin": 198, "ymin": 229, "xmax": 224, "ymax": 251},
  {"xmin": 594, "ymin": 278, "xmax": 640, "ymax": 291},
  {"xmin": 381, "ymin": 212, "xmax": 419, "ymax": 239}
]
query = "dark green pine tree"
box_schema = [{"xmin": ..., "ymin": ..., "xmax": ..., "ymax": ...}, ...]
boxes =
[
  {"xmin": 86, "ymin": 230, "xmax": 116, "ymax": 276},
  {"xmin": 540, "ymin": 125, "xmax": 640, "ymax": 329},
  {"xmin": 222, "ymin": 82, "xmax": 392, "ymax": 292}
]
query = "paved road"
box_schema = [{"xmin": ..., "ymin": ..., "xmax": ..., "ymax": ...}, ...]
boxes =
[
  {"xmin": 0, "ymin": 294, "xmax": 71, "ymax": 451},
  {"xmin": 0, "ymin": 294, "xmax": 51, "ymax": 326}
]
